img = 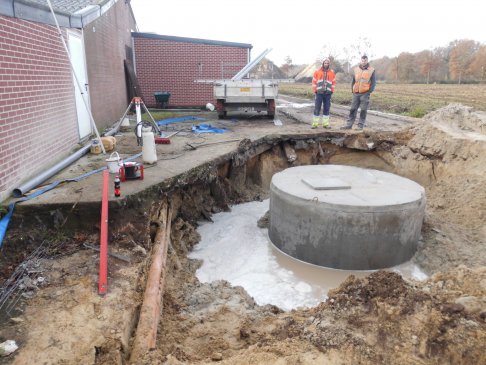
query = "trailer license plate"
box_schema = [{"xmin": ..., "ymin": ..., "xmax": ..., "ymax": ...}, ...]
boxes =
[{"xmin": 239, "ymin": 87, "xmax": 251, "ymax": 92}]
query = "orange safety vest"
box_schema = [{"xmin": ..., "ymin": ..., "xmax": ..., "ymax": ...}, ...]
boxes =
[
  {"xmin": 312, "ymin": 68, "xmax": 336, "ymax": 94},
  {"xmin": 352, "ymin": 66, "xmax": 375, "ymax": 94}
]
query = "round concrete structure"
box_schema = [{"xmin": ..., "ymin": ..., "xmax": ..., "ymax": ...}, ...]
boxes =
[{"xmin": 268, "ymin": 165, "xmax": 426, "ymax": 270}]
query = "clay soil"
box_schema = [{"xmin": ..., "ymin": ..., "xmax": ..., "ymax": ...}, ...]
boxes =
[{"xmin": 1, "ymin": 102, "xmax": 486, "ymax": 364}]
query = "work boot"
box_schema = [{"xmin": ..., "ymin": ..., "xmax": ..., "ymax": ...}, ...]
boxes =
[
  {"xmin": 322, "ymin": 116, "xmax": 330, "ymax": 129},
  {"xmin": 311, "ymin": 116, "xmax": 320, "ymax": 129},
  {"xmin": 340, "ymin": 125, "xmax": 352, "ymax": 130}
]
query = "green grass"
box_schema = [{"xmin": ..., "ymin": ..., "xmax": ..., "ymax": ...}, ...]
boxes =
[
  {"xmin": 141, "ymin": 111, "xmax": 196, "ymax": 121},
  {"xmin": 279, "ymin": 83, "xmax": 486, "ymax": 117},
  {"xmin": 0, "ymin": 204, "xmax": 7, "ymax": 219}
]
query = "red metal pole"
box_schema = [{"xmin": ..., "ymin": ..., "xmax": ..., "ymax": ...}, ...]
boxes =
[{"xmin": 99, "ymin": 170, "xmax": 109, "ymax": 295}]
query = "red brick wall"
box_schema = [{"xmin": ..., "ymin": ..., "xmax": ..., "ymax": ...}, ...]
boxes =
[
  {"xmin": 0, "ymin": 16, "xmax": 79, "ymax": 201},
  {"xmin": 84, "ymin": 0, "xmax": 136, "ymax": 126},
  {"xmin": 133, "ymin": 37, "xmax": 249, "ymax": 107}
]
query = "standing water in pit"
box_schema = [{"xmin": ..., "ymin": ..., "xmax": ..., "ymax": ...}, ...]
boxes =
[{"xmin": 189, "ymin": 200, "xmax": 427, "ymax": 311}]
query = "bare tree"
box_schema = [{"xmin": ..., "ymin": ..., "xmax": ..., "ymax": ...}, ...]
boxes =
[
  {"xmin": 280, "ymin": 56, "xmax": 293, "ymax": 78},
  {"xmin": 351, "ymin": 37, "xmax": 374, "ymax": 61},
  {"xmin": 316, "ymin": 45, "xmax": 339, "ymax": 63},
  {"xmin": 341, "ymin": 46, "xmax": 353, "ymax": 73}
]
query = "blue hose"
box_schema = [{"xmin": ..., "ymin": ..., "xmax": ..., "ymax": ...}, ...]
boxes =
[
  {"xmin": 157, "ymin": 116, "xmax": 206, "ymax": 126},
  {"xmin": 0, "ymin": 152, "xmax": 142, "ymax": 249}
]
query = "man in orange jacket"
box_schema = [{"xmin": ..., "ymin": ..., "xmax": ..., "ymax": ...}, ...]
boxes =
[
  {"xmin": 311, "ymin": 58, "xmax": 336, "ymax": 128},
  {"xmin": 342, "ymin": 55, "xmax": 376, "ymax": 130}
]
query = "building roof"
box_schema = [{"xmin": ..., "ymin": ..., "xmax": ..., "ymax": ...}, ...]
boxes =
[
  {"xmin": 0, "ymin": 0, "xmax": 122, "ymax": 28},
  {"xmin": 132, "ymin": 32, "xmax": 252, "ymax": 50}
]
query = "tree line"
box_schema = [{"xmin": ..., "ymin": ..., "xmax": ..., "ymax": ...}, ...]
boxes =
[
  {"xmin": 370, "ymin": 39, "xmax": 486, "ymax": 84},
  {"xmin": 283, "ymin": 39, "xmax": 486, "ymax": 84}
]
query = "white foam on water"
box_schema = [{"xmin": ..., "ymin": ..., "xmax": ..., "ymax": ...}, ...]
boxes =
[{"xmin": 189, "ymin": 200, "xmax": 428, "ymax": 311}]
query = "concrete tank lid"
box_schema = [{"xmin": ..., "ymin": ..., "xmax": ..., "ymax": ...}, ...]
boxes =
[{"xmin": 271, "ymin": 165, "xmax": 425, "ymax": 208}]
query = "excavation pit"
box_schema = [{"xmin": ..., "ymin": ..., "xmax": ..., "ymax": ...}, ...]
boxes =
[
  {"xmin": 3, "ymin": 101, "xmax": 486, "ymax": 365},
  {"xmin": 190, "ymin": 200, "xmax": 427, "ymax": 311},
  {"xmin": 269, "ymin": 165, "xmax": 426, "ymax": 270}
]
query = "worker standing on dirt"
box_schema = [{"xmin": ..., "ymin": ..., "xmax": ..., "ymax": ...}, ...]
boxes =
[
  {"xmin": 311, "ymin": 58, "xmax": 336, "ymax": 129},
  {"xmin": 342, "ymin": 55, "xmax": 376, "ymax": 130}
]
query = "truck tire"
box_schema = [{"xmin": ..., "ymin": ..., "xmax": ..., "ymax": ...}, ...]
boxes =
[
  {"xmin": 267, "ymin": 99, "xmax": 276, "ymax": 118},
  {"xmin": 216, "ymin": 100, "xmax": 226, "ymax": 119}
]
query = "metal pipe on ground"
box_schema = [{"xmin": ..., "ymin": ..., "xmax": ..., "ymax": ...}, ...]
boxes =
[
  {"xmin": 129, "ymin": 199, "xmax": 172, "ymax": 362},
  {"xmin": 12, "ymin": 109, "xmax": 126, "ymax": 197},
  {"xmin": 12, "ymin": 143, "xmax": 91, "ymax": 197}
]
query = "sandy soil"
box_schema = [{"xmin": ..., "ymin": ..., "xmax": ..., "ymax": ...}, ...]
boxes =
[{"xmin": 1, "ymin": 103, "xmax": 486, "ymax": 364}]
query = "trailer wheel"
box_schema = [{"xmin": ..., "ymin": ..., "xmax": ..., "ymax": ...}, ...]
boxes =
[
  {"xmin": 216, "ymin": 100, "xmax": 226, "ymax": 119},
  {"xmin": 267, "ymin": 99, "xmax": 276, "ymax": 118}
]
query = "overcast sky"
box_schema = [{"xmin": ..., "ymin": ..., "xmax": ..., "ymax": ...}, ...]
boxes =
[{"xmin": 131, "ymin": 0, "xmax": 485, "ymax": 66}]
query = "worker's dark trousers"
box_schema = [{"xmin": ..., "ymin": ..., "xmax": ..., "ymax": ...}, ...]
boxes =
[
  {"xmin": 314, "ymin": 93, "xmax": 332, "ymax": 116},
  {"xmin": 346, "ymin": 92, "xmax": 370, "ymax": 127}
]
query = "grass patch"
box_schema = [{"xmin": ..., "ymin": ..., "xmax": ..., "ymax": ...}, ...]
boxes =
[
  {"xmin": 405, "ymin": 106, "xmax": 427, "ymax": 118},
  {"xmin": 0, "ymin": 204, "xmax": 7, "ymax": 219},
  {"xmin": 142, "ymin": 111, "xmax": 197, "ymax": 121}
]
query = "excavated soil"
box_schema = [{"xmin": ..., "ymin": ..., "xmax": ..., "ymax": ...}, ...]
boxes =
[{"xmin": 1, "ymin": 104, "xmax": 486, "ymax": 364}]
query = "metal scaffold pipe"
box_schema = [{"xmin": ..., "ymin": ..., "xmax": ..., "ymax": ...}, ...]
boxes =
[{"xmin": 231, "ymin": 48, "xmax": 272, "ymax": 80}]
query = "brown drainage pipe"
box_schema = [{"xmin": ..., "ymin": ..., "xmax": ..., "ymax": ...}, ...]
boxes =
[{"xmin": 130, "ymin": 200, "xmax": 172, "ymax": 362}]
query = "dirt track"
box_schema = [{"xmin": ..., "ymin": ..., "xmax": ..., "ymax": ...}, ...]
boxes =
[{"xmin": 1, "ymin": 101, "xmax": 486, "ymax": 364}]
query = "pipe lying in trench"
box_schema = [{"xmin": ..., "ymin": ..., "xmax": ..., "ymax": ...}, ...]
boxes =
[{"xmin": 130, "ymin": 199, "xmax": 172, "ymax": 362}]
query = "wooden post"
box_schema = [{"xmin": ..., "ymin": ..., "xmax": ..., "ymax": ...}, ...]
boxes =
[
  {"xmin": 129, "ymin": 199, "xmax": 172, "ymax": 362},
  {"xmin": 283, "ymin": 142, "xmax": 297, "ymax": 163}
]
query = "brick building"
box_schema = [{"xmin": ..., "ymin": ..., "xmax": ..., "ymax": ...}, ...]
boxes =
[
  {"xmin": 0, "ymin": 0, "xmax": 136, "ymax": 202},
  {"xmin": 132, "ymin": 33, "xmax": 252, "ymax": 108}
]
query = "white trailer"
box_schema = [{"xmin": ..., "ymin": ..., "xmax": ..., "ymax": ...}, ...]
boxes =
[{"xmin": 213, "ymin": 79, "xmax": 278, "ymax": 119}]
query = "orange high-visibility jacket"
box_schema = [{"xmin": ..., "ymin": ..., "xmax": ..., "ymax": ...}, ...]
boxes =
[
  {"xmin": 312, "ymin": 68, "xmax": 336, "ymax": 93},
  {"xmin": 352, "ymin": 66, "xmax": 375, "ymax": 93}
]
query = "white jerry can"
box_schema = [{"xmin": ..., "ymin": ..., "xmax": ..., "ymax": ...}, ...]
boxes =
[{"xmin": 142, "ymin": 127, "xmax": 157, "ymax": 164}]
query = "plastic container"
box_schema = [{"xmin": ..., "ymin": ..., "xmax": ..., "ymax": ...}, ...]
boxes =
[
  {"xmin": 106, "ymin": 152, "xmax": 121, "ymax": 174},
  {"xmin": 120, "ymin": 117, "xmax": 131, "ymax": 132},
  {"xmin": 90, "ymin": 140, "xmax": 102, "ymax": 154},
  {"xmin": 153, "ymin": 92, "xmax": 171, "ymax": 108},
  {"xmin": 142, "ymin": 127, "xmax": 157, "ymax": 164}
]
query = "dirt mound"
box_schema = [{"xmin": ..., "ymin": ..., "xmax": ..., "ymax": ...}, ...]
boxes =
[
  {"xmin": 153, "ymin": 266, "xmax": 486, "ymax": 365},
  {"xmin": 423, "ymin": 103, "xmax": 486, "ymax": 138},
  {"xmin": 397, "ymin": 104, "xmax": 486, "ymax": 273}
]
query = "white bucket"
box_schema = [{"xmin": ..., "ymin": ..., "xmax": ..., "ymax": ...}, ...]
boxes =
[{"xmin": 106, "ymin": 152, "xmax": 121, "ymax": 174}]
